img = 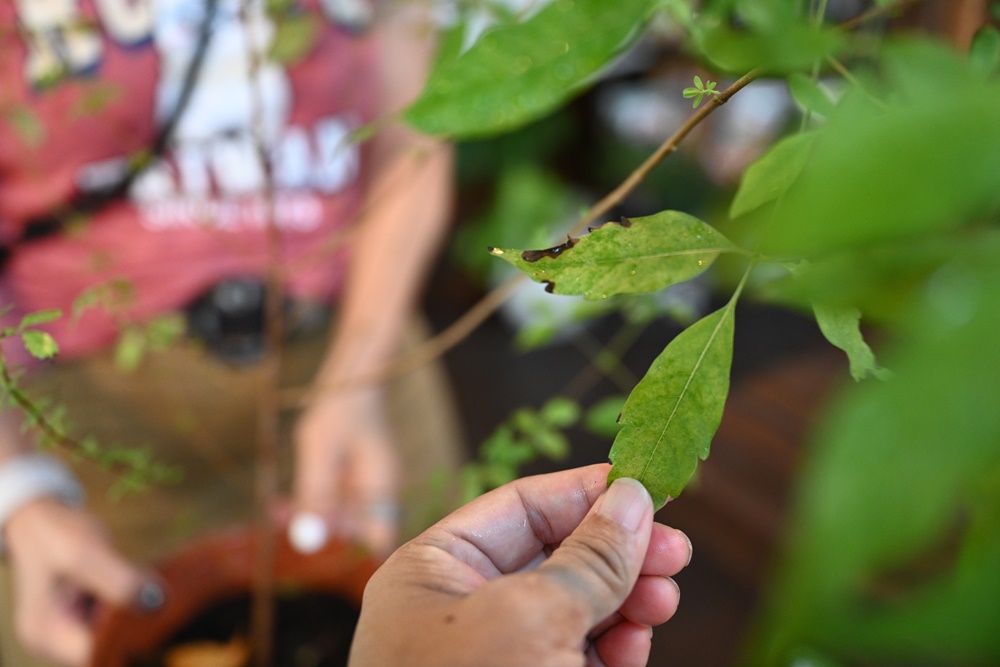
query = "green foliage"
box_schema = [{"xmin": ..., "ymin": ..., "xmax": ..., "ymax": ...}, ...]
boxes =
[
  {"xmin": 969, "ymin": 26, "xmax": 1000, "ymax": 79},
  {"xmin": 404, "ymin": 0, "xmax": 658, "ymax": 138},
  {"xmin": 0, "ymin": 308, "xmax": 181, "ymax": 494},
  {"xmin": 756, "ymin": 258, "xmax": 1000, "ymax": 665},
  {"xmin": 760, "ymin": 40, "xmax": 1000, "ymax": 258},
  {"xmin": 729, "ymin": 131, "xmax": 815, "ymax": 219},
  {"xmin": 607, "ymin": 301, "xmax": 736, "ymax": 507},
  {"xmin": 682, "ymin": 75, "xmax": 721, "ymax": 108},
  {"xmin": 426, "ymin": 1, "xmax": 1000, "ymax": 662},
  {"xmin": 269, "ymin": 13, "xmax": 321, "ymax": 65},
  {"xmin": 694, "ymin": 0, "xmax": 843, "ymax": 73},
  {"xmin": 461, "ymin": 397, "xmax": 580, "ymax": 502},
  {"xmin": 490, "ymin": 211, "xmax": 741, "ymax": 299},
  {"xmin": 21, "ymin": 330, "xmax": 59, "ymax": 360},
  {"xmin": 786, "ymin": 72, "xmax": 835, "ymax": 117},
  {"xmin": 584, "ymin": 394, "xmax": 627, "ymax": 437},
  {"xmin": 811, "ymin": 303, "xmax": 889, "ymax": 382}
]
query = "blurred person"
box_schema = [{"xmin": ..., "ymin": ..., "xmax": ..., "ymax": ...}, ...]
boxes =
[
  {"xmin": 350, "ymin": 464, "xmax": 692, "ymax": 667},
  {"xmin": 0, "ymin": 0, "xmax": 459, "ymax": 664}
]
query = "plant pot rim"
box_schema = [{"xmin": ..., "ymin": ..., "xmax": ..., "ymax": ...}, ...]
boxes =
[{"xmin": 89, "ymin": 525, "xmax": 380, "ymax": 667}]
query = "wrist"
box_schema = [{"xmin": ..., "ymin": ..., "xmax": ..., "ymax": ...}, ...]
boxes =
[{"xmin": 0, "ymin": 452, "xmax": 84, "ymax": 557}]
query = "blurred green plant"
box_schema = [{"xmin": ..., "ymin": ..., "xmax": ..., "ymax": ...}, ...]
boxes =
[{"xmin": 0, "ymin": 308, "xmax": 181, "ymax": 496}]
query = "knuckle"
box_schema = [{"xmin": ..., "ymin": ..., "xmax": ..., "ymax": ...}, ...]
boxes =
[{"xmin": 558, "ymin": 526, "xmax": 632, "ymax": 592}]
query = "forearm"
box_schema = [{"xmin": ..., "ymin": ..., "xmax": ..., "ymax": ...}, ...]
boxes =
[
  {"xmin": 310, "ymin": 2, "xmax": 451, "ymax": 396},
  {"xmin": 313, "ymin": 138, "xmax": 452, "ymax": 394}
]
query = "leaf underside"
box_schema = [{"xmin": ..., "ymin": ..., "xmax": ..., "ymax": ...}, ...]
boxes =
[{"xmin": 608, "ymin": 304, "xmax": 736, "ymax": 507}]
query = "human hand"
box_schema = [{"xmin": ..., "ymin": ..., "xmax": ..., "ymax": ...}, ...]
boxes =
[
  {"xmin": 3, "ymin": 498, "xmax": 152, "ymax": 666},
  {"xmin": 348, "ymin": 463, "xmax": 692, "ymax": 667},
  {"xmin": 291, "ymin": 388, "xmax": 401, "ymax": 557}
]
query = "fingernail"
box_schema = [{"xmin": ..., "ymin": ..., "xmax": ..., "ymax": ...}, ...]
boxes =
[
  {"xmin": 598, "ymin": 478, "xmax": 651, "ymax": 533},
  {"xmin": 677, "ymin": 529, "xmax": 693, "ymax": 567},
  {"xmin": 289, "ymin": 512, "xmax": 329, "ymax": 554},
  {"xmin": 667, "ymin": 576, "xmax": 680, "ymax": 605},
  {"xmin": 135, "ymin": 581, "xmax": 165, "ymax": 613}
]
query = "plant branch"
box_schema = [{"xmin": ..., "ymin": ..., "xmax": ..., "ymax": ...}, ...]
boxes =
[{"xmin": 278, "ymin": 68, "xmax": 763, "ymax": 409}]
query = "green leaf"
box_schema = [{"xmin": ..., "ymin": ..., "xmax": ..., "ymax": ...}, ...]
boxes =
[
  {"xmin": 754, "ymin": 260, "xmax": 1000, "ymax": 664},
  {"xmin": 812, "ymin": 303, "xmax": 889, "ymax": 381},
  {"xmin": 540, "ymin": 396, "xmax": 581, "ymax": 428},
  {"xmin": 730, "ymin": 131, "xmax": 816, "ymax": 219},
  {"xmin": 490, "ymin": 211, "xmax": 738, "ymax": 300},
  {"xmin": 584, "ymin": 395, "xmax": 627, "ymax": 437},
  {"xmin": 762, "ymin": 40, "xmax": 1000, "ymax": 257},
  {"xmin": 114, "ymin": 327, "xmax": 147, "ymax": 372},
  {"xmin": 269, "ymin": 14, "xmax": 321, "ymax": 65},
  {"xmin": 5, "ymin": 106, "xmax": 46, "ymax": 147},
  {"xmin": 969, "ymin": 26, "xmax": 1000, "ymax": 79},
  {"xmin": 21, "ymin": 330, "xmax": 59, "ymax": 360},
  {"xmin": 697, "ymin": 3, "xmax": 843, "ymax": 73},
  {"xmin": 19, "ymin": 309, "xmax": 62, "ymax": 330},
  {"xmin": 608, "ymin": 303, "xmax": 736, "ymax": 506},
  {"xmin": 404, "ymin": 0, "xmax": 656, "ymax": 138},
  {"xmin": 787, "ymin": 72, "xmax": 836, "ymax": 117}
]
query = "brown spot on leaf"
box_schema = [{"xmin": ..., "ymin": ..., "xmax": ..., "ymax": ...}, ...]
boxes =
[
  {"xmin": 543, "ymin": 280, "xmax": 556, "ymax": 293},
  {"xmin": 521, "ymin": 236, "xmax": 577, "ymax": 263},
  {"xmin": 617, "ymin": 216, "xmax": 633, "ymax": 227}
]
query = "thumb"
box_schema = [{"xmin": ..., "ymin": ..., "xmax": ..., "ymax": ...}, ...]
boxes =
[{"xmin": 536, "ymin": 477, "xmax": 653, "ymax": 629}]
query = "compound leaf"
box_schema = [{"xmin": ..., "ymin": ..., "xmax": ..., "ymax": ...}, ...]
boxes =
[
  {"xmin": 490, "ymin": 211, "xmax": 737, "ymax": 300},
  {"xmin": 608, "ymin": 303, "xmax": 736, "ymax": 506}
]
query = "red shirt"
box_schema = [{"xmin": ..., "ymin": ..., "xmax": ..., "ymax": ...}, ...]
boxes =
[{"xmin": 0, "ymin": 0, "xmax": 377, "ymax": 358}]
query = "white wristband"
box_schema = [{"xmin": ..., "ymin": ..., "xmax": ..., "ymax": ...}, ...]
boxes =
[{"xmin": 0, "ymin": 453, "xmax": 84, "ymax": 557}]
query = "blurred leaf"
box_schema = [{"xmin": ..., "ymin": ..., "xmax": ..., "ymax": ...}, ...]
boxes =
[
  {"xmin": 730, "ymin": 131, "xmax": 816, "ymax": 219},
  {"xmin": 5, "ymin": 106, "xmax": 46, "ymax": 147},
  {"xmin": 812, "ymin": 303, "xmax": 889, "ymax": 381},
  {"xmin": 608, "ymin": 303, "xmax": 735, "ymax": 506},
  {"xmin": 584, "ymin": 394, "xmax": 627, "ymax": 437},
  {"xmin": 969, "ymin": 26, "xmax": 1000, "ymax": 79},
  {"xmin": 269, "ymin": 14, "xmax": 320, "ymax": 65},
  {"xmin": 405, "ymin": 0, "xmax": 657, "ymax": 138},
  {"xmin": 490, "ymin": 211, "xmax": 738, "ymax": 300},
  {"xmin": 21, "ymin": 330, "xmax": 59, "ymax": 360},
  {"xmin": 114, "ymin": 327, "xmax": 146, "ymax": 372},
  {"xmin": 146, "ymin": 314, "xmax": 186, "ymax": 350},
  {"xmin": 787, "ymin": 72, "xmax": 835, "ymax": 117},
  {"xmin": 71, "ymin": 82, "xmax": 123, "ymax": 119},
  {"xmin": 697, "ymin": 1, "xmax": 843, "ymax": 73},
  {"xmin": 756, "ymin": 259, "xmax": 1000, "ymax": 664},
  {"xmin": 19, "ymin": 309, "xmax": 62, "ymax": 330},
  {"xmin": 540, "ymin": 396, "xmax": 581, "ymax": 428},
  {"xmin": 761, "ymin": 40, "xmax": 1000, "ymax": 258},
  {"xmin": 532, "ymin": 430, "xmax": 569, "ymax": 459}
]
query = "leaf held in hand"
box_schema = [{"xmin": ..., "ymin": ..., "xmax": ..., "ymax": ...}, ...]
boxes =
[
  {"xmin": 608, "ymin": 304, "xmax": 736, "ymax": 506},
  {"xmin": 490, "ymin": 211, "xmax": 736, "ymax": 300}
]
